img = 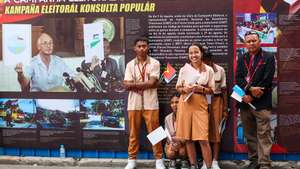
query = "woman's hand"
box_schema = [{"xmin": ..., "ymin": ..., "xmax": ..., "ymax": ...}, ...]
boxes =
[
  {"xmin": 191, "ymin": 84, "xmax": 205, "ymax": 93},
  {"xmin": 183, "ymin": 84, "xmax": 193, "ymax": 94}
]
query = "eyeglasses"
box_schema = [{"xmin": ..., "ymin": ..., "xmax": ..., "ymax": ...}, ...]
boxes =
[
  {"xmin": 244, "ymin": 31, "xmax": 260, "ymax": 38},
  {"xmin": 40, "ymin": 41, "xmax": 53, "ymax": 46}
]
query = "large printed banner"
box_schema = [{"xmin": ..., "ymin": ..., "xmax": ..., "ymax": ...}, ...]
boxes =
[
  {"xmin": 0, "ymin": 0, "xmax": 234, "ymax": 150},
  {"xmin": 0, "ymin": 0, "xmax": 299, "ymax": 153}
]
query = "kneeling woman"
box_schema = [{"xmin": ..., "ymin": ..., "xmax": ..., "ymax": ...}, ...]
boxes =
[{"xmin": 175, "ymin": 42, "xmax": 215, "ymax": 169}]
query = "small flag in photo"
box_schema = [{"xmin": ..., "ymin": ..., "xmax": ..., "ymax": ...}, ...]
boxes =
[{"xmin": 163, "ymin": 63, "xmax": 176, "ymax": 83}]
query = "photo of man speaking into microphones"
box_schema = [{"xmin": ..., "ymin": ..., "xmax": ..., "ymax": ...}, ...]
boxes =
[{"xmin": 0, "ymin": 17, "xmax": 125, "ymax": 94}]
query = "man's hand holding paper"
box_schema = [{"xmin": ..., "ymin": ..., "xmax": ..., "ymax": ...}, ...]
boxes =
[
  {"xmin": 231, "ymin": 85, "xmax": 256, "ymax": 110},
  {"xmin": 242, "ymin": 95, "xmax": 253, "ymax": 103}
]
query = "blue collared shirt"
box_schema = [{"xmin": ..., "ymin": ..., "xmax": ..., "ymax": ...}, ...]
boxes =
[{"xmin": 24, "ymin": 54, "xmax": 72, "ymax": 92}]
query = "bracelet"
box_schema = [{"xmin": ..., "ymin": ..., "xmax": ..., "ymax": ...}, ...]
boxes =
[{"xmin": 202, "ymin": 87, "xmax": 205, "ymax": 93}]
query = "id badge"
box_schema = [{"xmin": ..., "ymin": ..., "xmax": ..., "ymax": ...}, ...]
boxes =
[
  {"xmin": 245, "ymin": 75, "xmax": 250, "ymax": 83},
  {"xmin": 101, "ymin": 71, "xmax": 107, "ymax": 78}
]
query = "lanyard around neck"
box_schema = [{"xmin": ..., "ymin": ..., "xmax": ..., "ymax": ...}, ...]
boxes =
[
  {"xmin": 244, "ymin": 55, "xmax": 254, "ymax": 73},
  {"xmin": 137, "ymin": 63, "xmax": 147, "ymax": 82},
  {"xmin": 244, "ymin": 54, "xmax": 263, "ymax": 83}
]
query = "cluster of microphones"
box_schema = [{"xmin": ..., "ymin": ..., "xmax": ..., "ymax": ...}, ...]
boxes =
[{"xmin": 63, "ymin": 67, "xmax": 105, "ymax": 93}]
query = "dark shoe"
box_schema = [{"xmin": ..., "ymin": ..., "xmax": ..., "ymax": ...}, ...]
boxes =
[
  {"xmin": 259, "ymin": 164, "xmax": 271, "ymax": 169},
  {"xmin": 245, "ymin": 161, "xmax": 260, "ymax": 169},
  {"xmin": 168, "ymin": 160, "xmax": 176, "ymax": 169},
  {"xmin": 180, "ymin": 160, "xmax": 189, "ymax": 169},
  {"xmin": 190, "ymin": 164, "xmax": 199, "ymax": 169}
]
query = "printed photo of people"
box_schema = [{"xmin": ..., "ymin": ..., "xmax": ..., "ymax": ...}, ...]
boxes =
[
  {"xmin": 80, "ymin": 99, "xmax": 125, "ymax": 130},
  {"xmin": 236, "ymin": 13, "xmax": 278, "ymax": 44},
  {"xmin": 34, "ymin": 99, "xmax": 80, "ymax": 129},
  {"xmin": 0, "ymin": 17, "xmax": 125, "ymax": 93},
  {"xmin": 261, "ymin": 0, "xmax": 300, "ymax": 16},
  {"xmin": 0, "ymin": 99, "xmax": 36, "ymax": 128}
]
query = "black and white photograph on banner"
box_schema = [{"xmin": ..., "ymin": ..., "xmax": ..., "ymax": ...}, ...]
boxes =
[{"xmin": 0, "ymin": 17, "xmax": 125, "ymax": 94}]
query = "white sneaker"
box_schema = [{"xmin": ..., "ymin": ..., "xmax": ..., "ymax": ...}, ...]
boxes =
[
  {"xmin": 125, "ymin": 159, "xmax": 136, "ymax": 169},
  {"xmin": 211, "ymin": 160, "xmax": 221, "ymax": 169},
  {"xmin": 155, "ymin": 159, "xmax": 166, "ymax": 169},
  {"xmin": 200, "ymin": 161, "xmax": 207, "ymax": 169}
]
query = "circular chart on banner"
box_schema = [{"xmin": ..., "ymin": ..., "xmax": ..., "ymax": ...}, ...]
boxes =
[
  {"xmin": 94, "ymin": 18, "xmax": 115, "ymax": 42},
  {"xmin": 7, "ymin": 35, "xmax": 26, "ymax": 55}
]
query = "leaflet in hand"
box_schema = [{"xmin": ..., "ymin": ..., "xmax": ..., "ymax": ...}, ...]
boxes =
[
  {"xmin": 181, "ymin": 63, "xmax": 201, "ymax": 102},
  {"xmin": 183, "ymin": 92, "xmax": 194, "ymax": 102},
  {"xmin": 218, "ymin": 117, "xmax": 226, "ymax": 135},
  {"xmin": 181, "ymin": 63, "xmax": 201, "ymax": 85},
  {"xmin": 147, "ymin": 126, "xmax": 167, "ymax": 145},
  {"xmin": 231, "ymin": 85, "xmax": 256, "ymax": 110},
  {"xmin": 164, "ymin": 127, "xmax": 172, "ymax": 141}
]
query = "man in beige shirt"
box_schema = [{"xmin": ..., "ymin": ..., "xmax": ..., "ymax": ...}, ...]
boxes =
[{"xmin": 123, "ymin": 37, "xmax": 165, "ymax": 169}]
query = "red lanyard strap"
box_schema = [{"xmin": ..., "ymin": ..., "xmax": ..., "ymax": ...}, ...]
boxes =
[
  {"xmin": 244, "ymin": 55, "xmax": 254, "ymax": 73},
  {"xmin": 244, "ymin": 55, "xmax": 264, "ymax": 83},
  {"xmin": 138, "ymin": 63, "xmax": 147, "ymax": 82}
]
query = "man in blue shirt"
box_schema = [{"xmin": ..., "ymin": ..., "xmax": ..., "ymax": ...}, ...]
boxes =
[{"xmin": 15, "ymin": 33, "xmax": 72, "ymax": 92}]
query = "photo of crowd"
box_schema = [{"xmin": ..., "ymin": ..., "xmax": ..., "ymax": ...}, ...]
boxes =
[
  {"xmin": 0, "ymin": 99, "xmax": 36, "ymax": 128},
  {"xmin": 236, "ymin": 13, "xmax": 278, "ymax": 44}
]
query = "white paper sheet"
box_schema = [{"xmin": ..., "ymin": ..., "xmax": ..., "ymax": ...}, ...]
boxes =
[
  {"xmin": 147, "ymin": 126, "xmax": 167, "ymax": 145},
  {"xmin": 181, "ymin": 63, "xmax": 201, "ymax": 102},
  {"xmin": 83, "ymin": 22, "xmax": 104, "ymax": 63},
  {"xmin": 231, "ymin": 91, "xmax": 242, "ymax": 103},
  {"xmin": 2, "ymin": 24, "xmax": 32, "ymax": 66},
  {"xmin": 183, "ymin": 92, "xmax": 194, "ymax": 102},
  {"xmin": 181, "ymin": 63, "xmax": 201, "ymax": 85},
  {"xmin": 218, "ymin": 118, "xmax": 226, "ymax": 135},
  {"xmin": 284, "ymin": 0, "xmax": 297, "ymax": 5},
  {"xmin": 231, "ymin": 90, "xmax": 256, "ymax": 110}
]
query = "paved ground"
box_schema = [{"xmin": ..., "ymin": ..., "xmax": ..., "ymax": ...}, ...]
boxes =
[
  {"xmin": 0, "ymin": 166, "xmax": 123, "ymax": 169},
  {"xmin": 0, "ymin": 156, "xmax": 299, "ymax": 169}
]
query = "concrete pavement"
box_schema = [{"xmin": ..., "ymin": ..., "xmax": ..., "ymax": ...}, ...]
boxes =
[{"xmin": 0, "ymin": 156, "xmax": 299, "ymax": 168}]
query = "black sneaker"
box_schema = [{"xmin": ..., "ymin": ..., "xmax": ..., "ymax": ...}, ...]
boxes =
[
  {"xmin": 259, "ymin": 164, "xmax": 271, "ymax": 169},
  {"xmin": 190, "ymin": 164, "xmax": 199, "ymax": 169},
  {"xmin": 245, "ymin": 161, "xmax": 260, "ymax": 169},
  {"xmin": 180, "ymin": 160, "xmax": 189, "ymax": 169},
  {"xmin": 168, "ymin": 160, "xmax": 176, "ymax": 169}
]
